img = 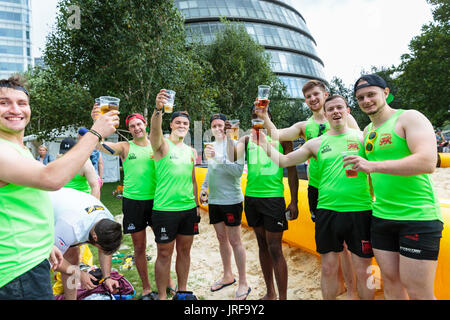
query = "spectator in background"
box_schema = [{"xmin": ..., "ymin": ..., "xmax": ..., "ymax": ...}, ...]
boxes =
[{"xmin": 36, "ymin": 145, "xmax": 54, "ymax": 165}]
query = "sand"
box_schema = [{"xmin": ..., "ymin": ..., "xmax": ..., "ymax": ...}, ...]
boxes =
[{"xmin": 129, "ymin": 168, "xmax": 449, "ymax": 300}]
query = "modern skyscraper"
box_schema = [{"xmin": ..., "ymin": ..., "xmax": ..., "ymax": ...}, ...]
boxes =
[
  {"xmin": 173, "ymin": 0, "xmax": 326, "ymax": 98},
  {"xmin": 0, "ymin": 0, "xmax": 32, "ymax": 79}
]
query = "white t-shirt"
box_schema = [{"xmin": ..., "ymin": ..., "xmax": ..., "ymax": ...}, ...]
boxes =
[{"xmin": 49, "ymin": 188, "xmax": 114, "ymax": 254}]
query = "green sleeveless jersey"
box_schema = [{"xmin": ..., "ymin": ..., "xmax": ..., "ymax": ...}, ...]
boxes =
[
  {"xmin": 0, "ymin": 139, "xmax": 53, "ymax": 287},
  {"xmin": 153, "ymin": 139, "xmax": 196, "ymax": 211},
  {"xmin": 364, "ymin": 110, "xmax": 442, "ymax": 222},
  {"xmin": 65, "ymin": 173, "xmax": 91, "ymax": 194},
  {"xmin": 316, "ymin": 130, "xmax": 372, "ymax": 212},
  {"xmin": 304, "ymin": 117, "xmax": 330, "ymax": 188},
  {"xmin": 245, "ymin": 137, "xmax": 284, "ymax": 198},
  {"xmin": 123, "ymin": 141, "xmax": 156, "ymax": 200}
]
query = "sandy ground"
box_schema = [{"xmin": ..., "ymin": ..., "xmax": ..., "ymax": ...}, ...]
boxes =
[{"xmin": 130, "ymin": 169, "xmax": 449, "ymax": 300}]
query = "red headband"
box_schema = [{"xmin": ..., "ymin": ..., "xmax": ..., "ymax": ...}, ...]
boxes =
[{"xmin": 125, "ymin": 113, "xmax": 146, "ymax": 128}]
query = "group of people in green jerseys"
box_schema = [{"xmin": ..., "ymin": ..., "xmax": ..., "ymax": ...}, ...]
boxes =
[{"xmin": 0, "ymin": 73, "xmax": 443, "ymax": 301}]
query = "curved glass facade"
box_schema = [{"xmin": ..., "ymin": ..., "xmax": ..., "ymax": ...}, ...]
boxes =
[
  {"xmin": 0, "ymin": 0, "xmax": 31, "ymax": 79},
  {"xmin": 174, "ymin": 0, "xmax": 326, "ymax": 98}
]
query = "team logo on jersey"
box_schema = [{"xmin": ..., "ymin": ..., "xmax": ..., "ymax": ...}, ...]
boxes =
[
  {"xmin": 128, "ymin": 153, "xmax": 137, "ymax": 160},
  {"xmin": 378, "ymin": 133, "xmax": 394, "ymax": 150},
  {"xmin": 320, "ymin": 144, "xmax": 332, "ymax": 154},
  {"xmin": 347, "ymin": 140, "xmax": 359, "ymax": 150},
  {"xmin": 84, "ymin": 205, "xmax": 105, "ymax": 214}
]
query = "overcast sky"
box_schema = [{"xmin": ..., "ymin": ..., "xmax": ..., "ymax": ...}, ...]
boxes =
[{"xmin": 30, "ymin": 0, "xmax": 434, "ymax": 86}]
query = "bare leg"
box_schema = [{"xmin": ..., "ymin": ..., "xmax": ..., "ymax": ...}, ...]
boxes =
[
  {"xmin": 320, "ymin": 252, "xmax": 340, "ymax": 299},
  {"xmin": 131, "ymin": 229, "xmax": 152, "ymax": 295},
  {"xmin": 253, "ymin": 226, "xmax": 277, "ymax": 300},
  {"xmin": 175, "ymin": 234, "xmax": 194, "ymax": 292},
  {"xmin": 227, "ymin": 225, "xmax": 250, "ymax": 299},
  {"xmin": 373, "ymin": 249, "xmax": 409, "ymax": 299},
  {"xmin": 211, "ymin": 222, "xmax": 235, "ymax": 290},
  {"xmin": 400, "ymin": 255, "xmax": 438, "ymax": 300},
  {"xmin": 155, "ymin": 241, "xmax": 175, "ymax": 300}
]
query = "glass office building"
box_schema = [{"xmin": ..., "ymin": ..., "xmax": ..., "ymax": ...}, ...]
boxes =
[
  {"xmin": 0, "ymin": 0, "xmax": 32, "ymax": 79},
  {"xmin": 173, "ymin": 0, "xmax": 326, "ymax": 98}
]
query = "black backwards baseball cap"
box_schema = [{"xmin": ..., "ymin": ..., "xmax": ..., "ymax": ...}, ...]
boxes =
[
  {"xmin": 210, "ymin": 113, "xmax": 227, "ymax": 124},
  {"xmin": 59, "ymin": 137, "xmax": 76, "ymax": 154},
  {"xmin": 354, "ymin": 74, "xmax": 394, "ymax": 104},
  {"xmin": 170, "ymin": 110, "xmax": 191, "ymax": 122}
]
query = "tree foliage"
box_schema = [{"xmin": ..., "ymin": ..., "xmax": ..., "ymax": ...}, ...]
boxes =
[
  {"xmin": 395, "ymin": 0, "xmax": 449, "ymax": 126},
  {"xmin": 193, "ymin": 21, "xmax": 291, "ymax": 129},
  {"xmin": 42, "ymin": 0, "xmax": 214, "ymax": 132},
  {"xmin": 25, "ymin": 66, "xmax": 93, "ymax": 140}
]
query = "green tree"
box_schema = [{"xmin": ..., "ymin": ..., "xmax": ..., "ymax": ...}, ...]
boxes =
[
  {"xmin": 194, "ymin": 21, "xmax": 290, "ymax": 129},
  {"xmin": 25, "ymin": 67, "xmax": 92, "ymax": 140},
  {"xmin": 395, "ymin": 0, "xmax": 449, "ymax": 126},
  {"xmin": 43, "ymin": 0, "xmax": 214, "ymax": 130}
]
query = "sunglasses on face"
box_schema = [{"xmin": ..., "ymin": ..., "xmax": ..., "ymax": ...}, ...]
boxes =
[
  {"xmin": 318, "ymin": 124, "xmax": 326, "ymax": 137},
  {"xmin": 365, "ymin": 130, "xmax": 377, "ymax": 153}
]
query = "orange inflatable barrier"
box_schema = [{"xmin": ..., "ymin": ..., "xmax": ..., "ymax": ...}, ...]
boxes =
[
  {"xmin": 195, "ymin": 166, "xmax": 450, "ymax": 299},
  {"xmin": 438, "ymin": 153, "xmax": 450, "ymax": 168}
]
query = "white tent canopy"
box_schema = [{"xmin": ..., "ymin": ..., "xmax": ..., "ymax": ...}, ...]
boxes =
[{"xmin": 24, "ymin": 126, "xmax": 120, "ymax": 183}]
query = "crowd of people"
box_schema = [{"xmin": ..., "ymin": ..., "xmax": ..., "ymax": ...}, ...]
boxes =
[{"xmin": 0, "ymin": 72, "xmax": 444, "ymax": 300}]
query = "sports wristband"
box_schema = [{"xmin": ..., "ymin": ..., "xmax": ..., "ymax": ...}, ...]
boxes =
[{"xmin": 88, "ymin": 129, "xmax": 102, "ymax": 141}]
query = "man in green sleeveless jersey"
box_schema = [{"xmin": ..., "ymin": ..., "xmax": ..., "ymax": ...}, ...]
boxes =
[
  {"xmin": 91, "ymin": 109, "xmax": 162, "ymax": 300},
  {"xmin": 151, "ymin": 89, "xmax": 200, "ymax": 300},
  {"xmin": 347, "ymin": 74, "xmax": 443, "ymax": 300},
  {"xmin": 255, "ymin": 80, "xmax": 360, "ymax": 299},
  {"xmin": 0, "ymin": 75, "xmax": 118, "ymax": 299},
  {"xmin": 59, "ymin": 137, "xmax": 100, "ymax": 199},
  {"xmin": 232, "ymin": 106, "xmax": 298, "ymax": 300},
  {"xmin": 254, "ymin": 95, "xmax": 375, "ymax": 300}
]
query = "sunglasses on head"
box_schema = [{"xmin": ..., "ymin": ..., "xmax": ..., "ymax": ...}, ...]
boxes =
[
  {"xmin": 318, "ymin": 124, "xmax": 326, "ymax": 137},
  {"xmin": 365, "ymin": 130, "xmax": 377, "ymax": 153}
]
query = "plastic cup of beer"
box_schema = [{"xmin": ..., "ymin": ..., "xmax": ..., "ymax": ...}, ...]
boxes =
[
  {"xmin": 252, "ymin": 118, "xmax": 264, "ymax": 140},
  {"xmin": 99, "ymin": 96, "xmax": 120, "ymax": 127},
  {"xmin": 341, "ymin": 150, "xmax": 358, "ymax": 178},
  {"xmin": 93, "ymin": 98, "xmax": 101, "ymax": 120},
  {"xmin": 257, "ymin": 85, "xmax": 270, "ymax": 108},
  {"xmin": 204, "ymin": 141, "xmax": 214, "ymax": 159},
  {"xmin": 229, "ymin": 120, "xmax": 240, "ymax": 140},
  {"xmin": 164, "ymin": 90, "xmax": 176, "ymax": 113}
]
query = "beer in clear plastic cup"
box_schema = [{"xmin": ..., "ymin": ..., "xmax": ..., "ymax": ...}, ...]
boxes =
[
  {"xmin": 341, "ymin": 150, "xmax": 358, "ymax": 178},
  {"xmin": 257, "ymin": 85, "xmax": 270, "ymax": 108},
  {"xmin": 164, "ymin": 90, "xmax": 176, "ymax": 113},
  {"xmin": 204, "ymin": 141, "xmax": 214, "ymax": 159},
  {"xmin": 229, "ymin": 120, "xmax": 240, "ymax": 140},
  {"xmin": 99, "ymin": 96, "xmax": 120, "ymax": 127}
]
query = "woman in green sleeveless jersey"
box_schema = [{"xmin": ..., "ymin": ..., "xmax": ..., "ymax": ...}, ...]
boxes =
[
  {"xmin": 350, "ymin": 74, "xmax": 443, "ymax": 300},
  {"xmin": 254, "ymin": 95, "xmax": 375, "ymax": 300},
  {"xmin": 150, "ymin": 90, "xmax": 200, "ymax": 300}
]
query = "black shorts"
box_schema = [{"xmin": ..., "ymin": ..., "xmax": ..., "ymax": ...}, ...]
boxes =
[
  {"xmin": 152, "ymin": 208, "xmax": 200, "ymax": 243},
  {"xmin": 371, "ymin": 216, "xmax": 443, "ymax": 260},
  {"xmin": 307, "ymin": 185, "xmax": 319, "ymax": 220},
  {"xmin": 209, "ymin": 202, "xmax": 243, "ymax": 226},
  {"xmin": 315, "ymin": 209, "xmax": 374, "ymax": 258},
  {"xmin": 122, "ymin": 197, "xmax": 154, "ymax": 234},
  {"xmin": 0, "ymin": 260, "xmax": 53, "ymax": 300},
  {"xmin": 244, "ymin": 196, "xmax": 287, "ymax": 233}
]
